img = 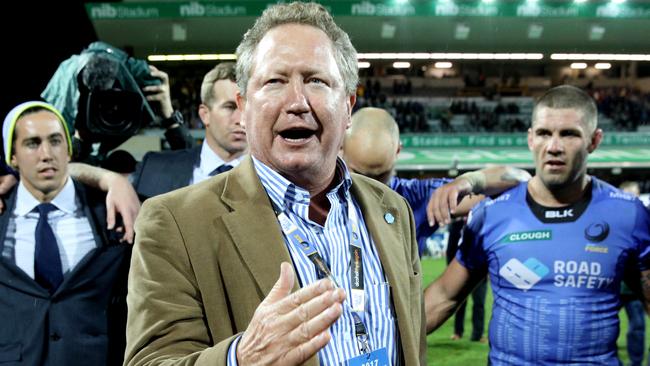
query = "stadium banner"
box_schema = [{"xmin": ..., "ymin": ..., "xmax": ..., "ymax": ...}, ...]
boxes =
[
  {"xmin": 400, "ymin": 132, "xmax": 650, "ymax": 148},
  {"xmin": 396, "ymin": 147, "xmax": 650, "ymax": 170},
  {"xmin": 86, "ymin": 1, "xmax": 650, "ymax": 20}
]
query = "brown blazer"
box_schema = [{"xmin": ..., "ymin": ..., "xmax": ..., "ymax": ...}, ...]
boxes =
[{"xmin": 124, "ymin": 156, "xmax": 425, "ymax": 366}]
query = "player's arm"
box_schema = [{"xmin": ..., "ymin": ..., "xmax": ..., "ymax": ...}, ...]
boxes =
[
  {"xmin": 69, "ymin": 163, "xmax": 140, "ymax": 244},
  {"xmin": 424, "ymin": 259, "xmax": 485, "ymax": 333},
  {"xmin": 427, "ymin": 166, "xmax": 530, "ymax": 226}
]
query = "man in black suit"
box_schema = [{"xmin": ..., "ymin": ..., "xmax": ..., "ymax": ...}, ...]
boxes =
[
  {"xmin": 133, "ymin": 62, "xmax": 247, "ymax": 199},
  {"xmin": 0, "ymin": 101, "xmax": 130, "ymax": 365}
]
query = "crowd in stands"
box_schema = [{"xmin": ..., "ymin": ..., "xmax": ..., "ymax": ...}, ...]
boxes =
[
  {"xmin": 590, "ymin": 87, "xmax": 650, "ymax": 131},
  {"xmin": 163, "ymin": 68, "xmax": 649, "ymax": 134}
]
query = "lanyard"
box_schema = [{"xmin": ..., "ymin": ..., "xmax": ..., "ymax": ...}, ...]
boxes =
[{"xmin": 273, "ymin": 199, "xmax": 371, "ymax": 354}]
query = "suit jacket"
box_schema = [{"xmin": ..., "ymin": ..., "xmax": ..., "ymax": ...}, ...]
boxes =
[
  {"xmin": 0, "ymin": 180, "xmax": 131, "ymax": 366},
  {"xmin": 125, "ymin": 156, "xmax": 426, "ymax": 366},
  {"xmin": 132, "ymin": 146, "xmax": 201, "ymax": 200}
]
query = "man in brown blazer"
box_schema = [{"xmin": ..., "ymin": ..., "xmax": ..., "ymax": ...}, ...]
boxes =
[{"xmin": 124, "ymin": 2, "xmax": 425, "ymax": 365}]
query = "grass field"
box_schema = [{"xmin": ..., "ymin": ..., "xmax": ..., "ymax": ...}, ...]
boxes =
[{"xmin": 422, "ymin": 257, "xmax": 645, "ymax": 365}]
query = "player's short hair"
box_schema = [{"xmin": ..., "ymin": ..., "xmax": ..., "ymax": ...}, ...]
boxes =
[{"xmin": 532, "ymin": 85, "xmax": 598, "ymax": 132}]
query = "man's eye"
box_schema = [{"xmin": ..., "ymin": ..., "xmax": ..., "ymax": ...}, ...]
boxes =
[
  {"xmin": 561, "ymin": 131, "xmax": 580, "ymax": 137},
  {"xmin": 308, "ymin": 78, "xmax": 326, "ymax": 85}
]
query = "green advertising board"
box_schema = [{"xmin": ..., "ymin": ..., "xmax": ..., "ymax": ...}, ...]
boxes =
[
  {"xmin": 86, "ymin": 1, "xmax": 650, "ymax": 20},
  {"xmin": 396, "ymin": 132, "xmax": 650, "ymax": 170},
  {"xmin": 400, "ymin": 132, "xmax": 650, "ymax": 148},
  {"xmin": 396, "ymin": 147, "xmax": 650, "ymax": 170}
]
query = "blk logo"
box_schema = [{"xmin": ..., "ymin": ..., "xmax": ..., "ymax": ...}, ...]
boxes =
[{"xmin": 545, "ymin": 209, "xmax": 573, "ymax": 219}]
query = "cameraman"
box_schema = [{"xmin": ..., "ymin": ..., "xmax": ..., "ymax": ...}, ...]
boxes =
[
  {"xmin": 142, "ymin": 65, "xmax": 195, "ymax": 151},
  {"xmin": 42, "ymin": 42, "xmax": 195, "ymax": 165}
]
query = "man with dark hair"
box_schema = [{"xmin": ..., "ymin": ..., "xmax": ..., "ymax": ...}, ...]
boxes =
[
  {"xmin": 132, "ymin": 62, "xmax": 247, "ymax": 199},
  {"xmin": 125, "ymin": 2, "xmax": 423, "ymax": 365},
  {"xmin": 0, "ymin": 101, "xmax": 131, "ymax": 365},
  {"xmin": 425, "ymin": 85, "xmax": 650, "ymax": 365}
]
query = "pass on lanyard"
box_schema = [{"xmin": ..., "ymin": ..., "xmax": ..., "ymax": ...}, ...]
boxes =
[
  {"xmin": 346, "ymin": 347, "xmax": 389, "ymax": 366},
  {"xmin": 273, "ymin": 200, "xmax": 371, "ymax": 354}
]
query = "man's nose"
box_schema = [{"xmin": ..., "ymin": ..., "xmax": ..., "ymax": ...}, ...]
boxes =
[
  {"xmin": 285, "ymin": 79, "xmax": 309, "ymax": 114},
  {"xmin": 547, "ymin": 135, "xmax": 564, "ymax": 154},
  {"xmin": 39, "ymin": 143, "xmax": 54, "ymax": 160},
  {"xmin": 232, "ymin": 108, "xmax": 242, "ymax": 125}
]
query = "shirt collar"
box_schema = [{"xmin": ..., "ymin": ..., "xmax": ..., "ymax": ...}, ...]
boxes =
[
  {"xmin": 252, "ymin": 156, "xmax": 353, "ymax": 212},
  {"xmin": 198, "ymin": 143, "xmax": 245, "ymax": 175},
  {"xmin": 15, "ymin": 177, "xmax": 77, "ymax": 216}
]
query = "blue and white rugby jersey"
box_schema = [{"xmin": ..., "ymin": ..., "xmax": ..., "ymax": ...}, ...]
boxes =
[{"xmin": 457, "ymin": 177, "xmax": 650, "ymax": 365}]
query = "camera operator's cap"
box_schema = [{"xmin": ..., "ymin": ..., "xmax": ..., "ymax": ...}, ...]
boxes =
[{"xmin": 3, "ymin": 101, "xmax": 73, "ymax": 165}]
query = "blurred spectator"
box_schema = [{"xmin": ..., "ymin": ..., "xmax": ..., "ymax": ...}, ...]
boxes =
[
  {"xmin": 445, "ymin": 218, "xmax": 487, "ymax": 343},
  {"xmin": 619, "ymin": 181, "xmax": 645, "ymax": 366},
  {"xmin": 132, "ymin": 62, "xmax": 246, "ymax": 201},
  {"xmin": 342, "ymin": 107, "xmax": 526, "ymax": 256}
]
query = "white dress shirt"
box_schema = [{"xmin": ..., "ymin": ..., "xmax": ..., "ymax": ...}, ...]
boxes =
[
  {"xmin": 3, "ymin": 178, "xmax": 97, "ymax": 278},
  {"xmin": 190, "ymin": 143, "xmax": 245, "ymax": 185}
]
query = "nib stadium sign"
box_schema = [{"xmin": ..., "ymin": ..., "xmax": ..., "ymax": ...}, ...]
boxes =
[
  {"xmin": 87, "ymin": 1, "xmax": 650, "ymax": 20},
  {"xmin": 396, "ymin": 132, "xmax": 650, "ymax": 170}
]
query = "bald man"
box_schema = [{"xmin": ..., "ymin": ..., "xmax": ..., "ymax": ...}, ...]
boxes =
[{"xmin": 342, "ymin": 107, "xmax": 529, "ymax": 256}]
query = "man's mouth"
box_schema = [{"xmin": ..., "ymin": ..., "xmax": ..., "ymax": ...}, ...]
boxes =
[
  {"xmin": 38, "ymin": 167, "xmax": 57, "ymax": 177},
  {"xmin": 231, "ymin": 130, "xmax": 246, "ymax": 138},
  {"xmin": 545, "ymin": 160, "xmax": 565, "ymax": 168},
  {"xmin": 279, "ymin": 127, "xmax": 316, "ymax": 142}
]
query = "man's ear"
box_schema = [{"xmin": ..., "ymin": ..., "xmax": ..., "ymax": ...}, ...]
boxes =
[
  {"xmin": 527, "ymin": 127, "xmax": 534, "ymax": 152},
  {"xmin": 198, "ymin": 104, "xmax": 210, "ymax": 127},
  {"xmin": 345, "ymin": 94, "xmax": 357, "ymax": 129},
  {"xmin": 588, "ymin": 128, "xmax": 603, "ymax": 154},
  {"xmin": 236, "ymin": 91, "xmax": 246, "ymax": 129},
  {"xmin": 396, "ymin": 141, "xmax": 402, "ymax": 155}
]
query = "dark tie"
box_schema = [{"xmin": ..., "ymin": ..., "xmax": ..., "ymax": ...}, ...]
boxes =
[
  {"xmin": 209, "ymin": 164, "xmax": 233, "ymax": 177},
  {"xmin": 34, "ymin": 203, "xmax": 63, "ymax": 293}
]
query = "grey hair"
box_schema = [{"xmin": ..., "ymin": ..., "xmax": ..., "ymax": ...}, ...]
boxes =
[
  {"xmin": 235, "ymin": 2, "xmax": 358, "ymax": 96},
  {"xmin": 200, "ymin": 62, "xmax": 236, "ymax": 107},
  {"xmin": 532, "ymin": 85, "xmax": 598, "ymax": 132}
]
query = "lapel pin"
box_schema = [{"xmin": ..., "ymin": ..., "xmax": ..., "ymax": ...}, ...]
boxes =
[{"xmin": 384, "ymin": 212, "xmax": 395, "ymax": 224}]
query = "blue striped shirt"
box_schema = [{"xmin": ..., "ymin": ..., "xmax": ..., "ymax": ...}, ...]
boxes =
[{"xmin": 227, "ymin": 157, "xmax": 399, "ymax": 365}]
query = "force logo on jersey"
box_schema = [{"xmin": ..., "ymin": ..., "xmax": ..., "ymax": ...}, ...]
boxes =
[{"xmin": 584, "ymin": 221, "xmax": 610, "ymax": 243}]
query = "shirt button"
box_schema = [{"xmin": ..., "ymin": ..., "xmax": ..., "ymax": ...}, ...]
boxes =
[{"xmin": 50, "ymin": 333, "xmax": 61, "ymax": 341}]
